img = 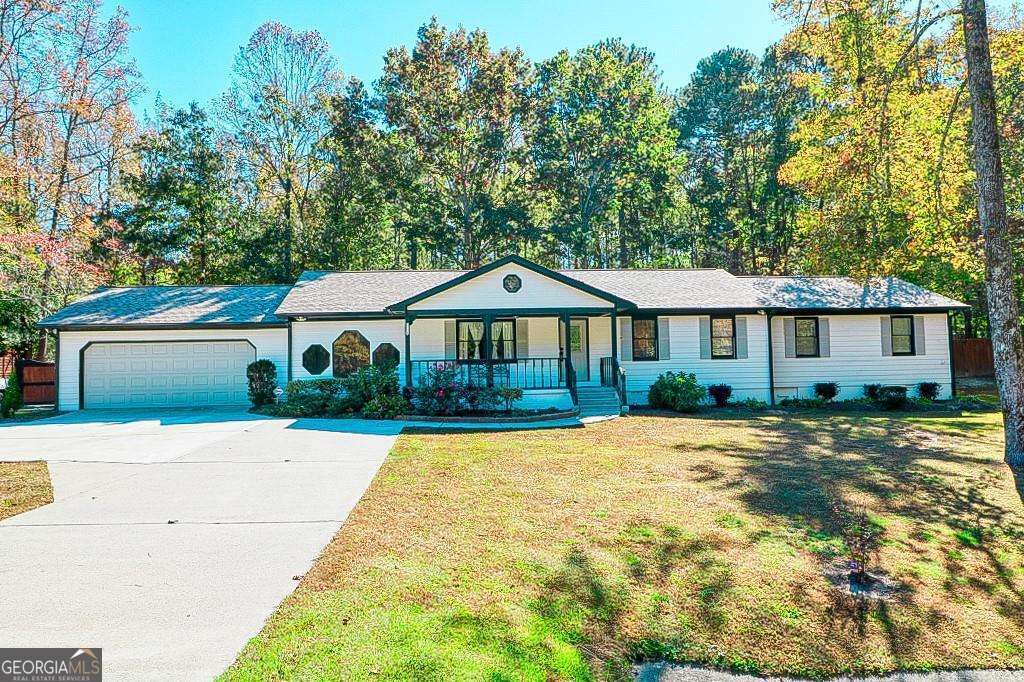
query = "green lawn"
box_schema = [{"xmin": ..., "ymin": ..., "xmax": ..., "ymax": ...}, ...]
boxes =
[{"xmin": 225, "ymin": 409, "xmax": 1024, "ymax": 680}]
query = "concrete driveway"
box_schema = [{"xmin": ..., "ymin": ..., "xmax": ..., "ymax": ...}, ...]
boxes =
[{"xmin": 0, "ymin": 407, "xmax": 402, "ymax": 681}]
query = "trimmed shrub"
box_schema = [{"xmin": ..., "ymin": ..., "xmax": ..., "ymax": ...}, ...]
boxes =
[
  {"xmin": 497, "ymin": 386, "xmax": 524, "ymax": 412},
  {"xmin": 285, "ymin": 378, "xmax": 343, "ymax": 400},
  {"xmin": 863, "ymin": 384, "xmax": 882, "ymax": 400},
  {"xmin": 708, "ymin": 383, "xmax": 733, "ymax": 408},
  {"xmin": 1, "ymin": 368, "xmax": 23, "ymax": 418},
  {"xmin": 814, "ymin": 381, "xmax": 840, "ymax": 402},
  {"xmin": 917, "ymin": 381, "xmax": 940, "ymax": 401},
  {"xmin": 878, "ymin": 385, "xmax": 908, "ymax": 410},
  {"xmin": 246, "ymin": 359, "xmax": 277, "ymax": 407},
  {"xmin": 362, "ymin": 394, "xmax": 410, "ymax": 420},
  {"xmin": 648, "ymin": 371, "xmax": 706, "ymax": 413}
]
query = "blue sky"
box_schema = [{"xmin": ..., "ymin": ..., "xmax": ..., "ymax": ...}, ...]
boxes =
[{"xmin": 114, "ymin": 0, "xmax": 787, "ymax": 118}]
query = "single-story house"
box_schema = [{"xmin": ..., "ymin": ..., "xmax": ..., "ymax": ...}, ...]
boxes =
[{"xmin": 38, "ymin": 255, "xmax": 967, "ymax": 413}]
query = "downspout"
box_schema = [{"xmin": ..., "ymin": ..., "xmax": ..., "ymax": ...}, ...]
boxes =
[
  {"xmin": 54, "ymin": 330, "xmax": 60, "ymax": 412},
  {"xmin": 287, "ymin": 321, "xmax": 293, "ymax": 384},
  {"xmin": 404, "ymin": 314, "xmax": 413, "ymax": 388},
  {"xmin": 766, "ymin": 312, "xmax": 776, "ymax": 406},
  {"xmin": 947, "ymin": 311, "xmax": 957, "ymax": 398}
]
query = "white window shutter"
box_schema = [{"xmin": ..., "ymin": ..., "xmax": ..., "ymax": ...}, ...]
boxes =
[
  {"xmin": 515, "ymin": 318, "xmax": 529, "ymax": 358},
  {"xmin": 657, "ymin": 317, "xmax": 671, "ymax": 360},
  {"xmin": 699, "ymin": 316, "xmax": 711, "ymax": 359},
  {"xmin": 735, "ymin": 316, "xmax": 748, "ymax": 359},
  {"xmin": 914, "ymin": 316, "xmax": 926, "ymax": 355},
  {"xmin": 620, "ymin": 317, "xmax": 632, "ymax": 361},
  {"xmin": 880, "ymin": 316, "xmax": 893, "ymax": 356},
  {"xmin": 444, "ymin": 320, "xmax": 457, "ymax": 359},
  {"xmin": 818, "ymin": 318, "xmax": 831, "ymax": 357},
  {"xmin": 783, "ymin": 317, "xmax": 796, "ymax": 358}
]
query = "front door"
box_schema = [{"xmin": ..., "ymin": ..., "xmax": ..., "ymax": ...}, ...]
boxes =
[{"xmin": 568, "ymin": 318, "xmax": 589, "ymax": 381}]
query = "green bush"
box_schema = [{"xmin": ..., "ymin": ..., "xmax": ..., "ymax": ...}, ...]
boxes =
[
  {"xmin": 413, "ymin": 364, "xmax": 464, "ymax": 416},
  {"xmin": 257, "ymin": 394, "xmax": 326, "ymax": 417},
  {"xmin": 814, "ymin": 381, "xmax": 839, "ymax": 402},
  {"xmin": 733, "ymin": 397, "xmax": 769, "ymax": 410},
  {"xmin": 246, "ymin": 359, "xmax": 277, "ymax": 407},
  {"xmin": 279, "ymin": 380, "xmax": 333, "ymax": 415},
  {"xmin": 708, "ymin": 383, "xmax": 732, "ymax": 407},
  {"xmin": 864, "ymin": 384, "xmax": 882, "ymax": 400},
  {"xmin": 342, "ymin": 364, "xmax": 399, "ymax": 409},
  {"xmin": 1, "ymin": 368, "xmax": 23, "ymax": 418},
  {"xmin": 463, "ymin": 385, "xmax": 502, "ymax": 412},
  {"xmin": 496, "ymin": 386, "xmax": 524, "ymax": 412},
  {"xmin": 279, "ymin": 366, "xmax": 398, "ymax": 417},
  {"xmin": 284, "ymin": 378, "xmax": 343, "ymax": 400},
  {"xmin": 917, "ymin": 382, "xmax": 940, "ymax": 400},
  {"xmin": 362, "ymin": 394, "xmax": 410, "ymax": 420},
  {"xmin": 648, "ymin": 371, "xmax": 706, "ymax": 413},
  {"xmin": 878, "ymin": 385, "xmax": 908, "ymax": 410}
]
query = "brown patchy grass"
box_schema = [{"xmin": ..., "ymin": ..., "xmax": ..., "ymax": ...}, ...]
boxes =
[
  {"xmin": 226, "ymin": 410, "xmax": 1024, "ymax": 680},
  {"xmin": 0, "ymin": 461, "xmax": 53, "ymax": 521}
]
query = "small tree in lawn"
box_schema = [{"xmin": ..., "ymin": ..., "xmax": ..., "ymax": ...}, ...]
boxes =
[
  {"xmin": 246, "ymin": 360, "xmax": 277, "ymax": 407},
  {"xmin": 831, "ymin": 500, "xmax": 885, "ymax": 589}
]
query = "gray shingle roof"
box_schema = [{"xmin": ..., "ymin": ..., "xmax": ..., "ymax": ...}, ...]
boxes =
[
  {"xmin": 37, "ymin": 285, "xmax": 292, "ymax": 328},
  {"xmin": 276, "ymin": 268, "xmax": 966, "ymax": 316},
  {"xmin": 276, "ymin": 270, "xmax": 464, "ymax": 315},
  {"xmin": 40, "ymin": 266, "xmax": 967, "ymax": 329},
  {"xmin": 745, "ymin": 276, "xmax": 968, "ymax": 310},
  {"xmin": 566, "ymin": 269, "xmax": 765, "ymax": 309}
]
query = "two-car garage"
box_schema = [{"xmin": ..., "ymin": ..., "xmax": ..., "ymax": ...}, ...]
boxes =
[
  {"xmin": 40, "ymin": 283, "xmax": 294, "ymax": 412},
  {"xmin": 57, "ymin": 329, "xmax": 288, "ymax": 412},
  {"xmin": 81, "ymin": 340, "xmax": 257, "ymax": 409}
]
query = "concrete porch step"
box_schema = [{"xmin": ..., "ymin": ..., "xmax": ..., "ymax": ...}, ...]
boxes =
[{"xmin": 576, "ymin": 385, "xmax": 623, "ymax": 417}]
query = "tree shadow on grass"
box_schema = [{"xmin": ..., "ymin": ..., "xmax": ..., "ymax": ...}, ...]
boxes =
[{"xmin": 703, "ymin": 414, "xmax": 1024, "ymax": 662}]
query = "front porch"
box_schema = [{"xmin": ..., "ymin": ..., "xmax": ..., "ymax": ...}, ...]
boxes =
[{"xmin": 402, "ymin": 312, "xmax": 626, "ymax": 409}]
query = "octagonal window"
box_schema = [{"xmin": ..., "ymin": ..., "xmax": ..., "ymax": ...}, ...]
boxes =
[
  {"xmin": 372, "ymin": 342, "xmax": 400, "ymax": 370},
  {"xmin": 333, "ymin": 330, "xmax": 370, "ymax": 377},
  {"xmin": 302, "ymin": 344, "xmax": 330, "ymax": 375}
]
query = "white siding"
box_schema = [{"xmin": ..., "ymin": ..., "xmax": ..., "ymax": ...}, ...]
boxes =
[
  {"xmin": 409, "ymin": 263, "xmax": 612, "ymax": 311},
  {"xmin": 771, "ymin": 313, "xmax": 952, "ymax": 400},
  {"xmin": 57, "ymin": 327, "xmax": 287, "ymax": 412},
  {"xmin": 527, "ymin": 318, "xmax": 561, "ymax": 358},
  {"xmin": 291, "ymin": 319, "xmax": 406, "ymax": 382},
  {"xmin": 620, "ymin": 314, "xmax": 772, "ymax": 405},
  {"xmin": 409, "ymin": 317, "xmax": 445, "ymax": 361}
]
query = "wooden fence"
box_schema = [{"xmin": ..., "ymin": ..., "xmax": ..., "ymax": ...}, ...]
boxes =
[
  {"xmin": 953, "ymin": 338, "xmax": 994, "ymax": 378},
  {"xmin": 15, "ymin": 359, "xmax": 56, "ymax": 405}
]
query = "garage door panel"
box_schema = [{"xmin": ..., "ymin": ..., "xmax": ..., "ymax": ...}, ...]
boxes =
[{"xmin": 84, "ymin": 341, "xmax": 255, "ymax": 408}]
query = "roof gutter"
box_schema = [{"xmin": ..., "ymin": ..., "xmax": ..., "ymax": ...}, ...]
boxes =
[{"xmin": 38, "ymin": 322, "xmax": 289, "ymax": 331}]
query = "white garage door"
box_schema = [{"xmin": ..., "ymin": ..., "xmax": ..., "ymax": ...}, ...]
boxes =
[{"xmin": 83, "ymin": 341, "xmax": 255, "ymax": 408}]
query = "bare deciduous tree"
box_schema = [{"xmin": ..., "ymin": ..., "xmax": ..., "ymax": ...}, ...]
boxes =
[{"xmin": 220, "ymin": 22, "xmax": 340, "ymax": 281}]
